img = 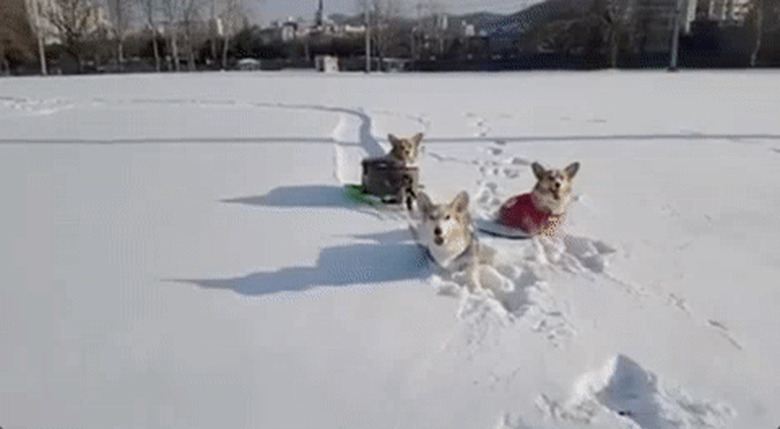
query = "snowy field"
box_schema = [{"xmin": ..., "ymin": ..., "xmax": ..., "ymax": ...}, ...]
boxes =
[{"xmin": 1, "ymin": 70, "xmax": 779, "ymax": 428}]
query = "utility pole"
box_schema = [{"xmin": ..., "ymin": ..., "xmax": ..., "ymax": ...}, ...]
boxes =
[
  {"xmin": 364, "ymin": 2, "xmax": 371, "ymax": 72},
  {"xmin": 669, "ymin": 0, "xmax": 687, "ymax": 71}
]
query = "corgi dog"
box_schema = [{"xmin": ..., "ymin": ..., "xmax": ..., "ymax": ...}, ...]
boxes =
[
  {"xmin": 410, "ymin": 190, "xmax": 502, "ymax": 293},
  {"xmin": 498, "ymin": 162, "xmax": 580, "ymax": 235},
  {"xmin": 384, "ymin": 132, "xmax": 423, "ymax": 165},
  {"xmin": 411, "ymin": 190, "xmax": 488, "ymax": 270},
  {"xmin": 361, "ymin": 133, "xmax": 424, "ymax": 205}
]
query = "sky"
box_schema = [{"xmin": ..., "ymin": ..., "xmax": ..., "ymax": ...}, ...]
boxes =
[{"xmin": 253, "ymin": 0, "xmax": 540, "ymax": 23}]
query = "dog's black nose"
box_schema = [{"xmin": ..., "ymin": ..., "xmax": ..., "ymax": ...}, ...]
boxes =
[{"xmin": 434, "ymin": 227, "xmax": 442, "ymax": 236}]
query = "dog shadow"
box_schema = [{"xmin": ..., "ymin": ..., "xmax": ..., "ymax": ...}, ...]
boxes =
[
  {"xmin": 222, "ymin": 184, "xmax": 409, "ymax": 220},
  {"xmin": 222, "ymin": 184, "xmax": 358, "ymax": 209},
  {"xmin": 346, "ymin": 228, "xmax": 412, "ymax": 244},
  {"xmin": 174, "ymin": 242, "xmax": 429, "ymax": 297}
]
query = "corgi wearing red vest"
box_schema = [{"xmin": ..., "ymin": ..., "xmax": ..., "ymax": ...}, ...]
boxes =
[{"xmin": 498, "ymin": 161, "xmax": 580, "ymax": 236}]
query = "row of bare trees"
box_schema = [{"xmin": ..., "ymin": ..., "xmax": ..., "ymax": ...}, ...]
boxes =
[
  {"xmin": 532, "ymin": 0, "xmax": 780, "ymax": 67},
  {"xmin": 356, "ymin": 0, "xmax": 402, "ymax": 69},
  {"xmin": 14, "ymin": 0, "xmax": 248, "ymax": 74}
]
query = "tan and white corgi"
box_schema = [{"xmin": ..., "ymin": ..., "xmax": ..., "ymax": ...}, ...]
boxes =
[
  {"xmin": 497, "ymin": 162, "xmax": 580, "ymax": 236},
  {"xmin": 530, "ymin": 161, "xmax": 580, "ymax": 216},
  {"xmin": 384, "ymin": 132, "xmax": 423, "ymax": 165}
]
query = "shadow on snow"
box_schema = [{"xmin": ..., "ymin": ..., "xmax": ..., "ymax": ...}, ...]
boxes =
[
  {"xmin": 222, "ymin": 184, "xmax": 358, "ymax": 209},
  {"xmin": 173, "ymin": 242, "xmax": 429, "ymax": 297}
]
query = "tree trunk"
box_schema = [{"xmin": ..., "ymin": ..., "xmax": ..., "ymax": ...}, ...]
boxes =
[
  {"xmin": 221, "ymin": 34, "xmax": 229, "ymax": 69},
  {"xmin": 751, "ymin": 0, "xmax": 763, "ymax": 67},
  {"xmin": 37, "ymin": 35, "xmax": 47, "ymax": 75},
  {"xmin": 186, "ymin": 31, "xmax": 195, "ymax": 71},
  {"xmin": 32, "ymin": 0, "xmax": 47, "ymax": 75},
  {"xmin": 609, "ymin": 29, "xmax": 619, "ymax": 68},
  {"xmin": 1, "ymin": 44, "xmax": 9, "ymax": 76},
  {"xmin": 171, "ymin": 32, "xmax": 180, "ymax": 72},
  {"xmin": 151, "ymin": 29, "xmax": 161, "ymax": 72},
  {"xmin": 117, "ymin": 39, "xmax": 124, "ymax": 68},
  {"xmin": 210, "ymin": 0, "xmax": 217, "ymax": 64}
]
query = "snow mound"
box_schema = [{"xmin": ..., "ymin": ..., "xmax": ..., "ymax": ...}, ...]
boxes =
[{"xmin": 538, "ymin": 354, "xmax": 735, "ymax": 428}]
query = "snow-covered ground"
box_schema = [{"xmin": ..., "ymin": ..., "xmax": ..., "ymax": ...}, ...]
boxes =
[{"xmin": 1, "ymin": 70, "xmax": 779, "ymax": 428}]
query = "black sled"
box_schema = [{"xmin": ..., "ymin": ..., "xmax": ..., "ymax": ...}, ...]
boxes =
[{"xmin": 359, "ymin": 157, "xmax": 420, "ymax": 209}]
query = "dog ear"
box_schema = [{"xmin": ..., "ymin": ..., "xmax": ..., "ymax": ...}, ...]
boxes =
[
  {"xmin": 388, "ymin": 134, "xmax": 401, "ymax": 148},
  {"xmin": 450, "ymin": 191, "xmax": 469, "ymax": 214},
  {"xmin": 416, "ymin": 191, "xmax": 433, "ymax": 215},
  {"xmin": 411, "ymin": 132, "xmax": 424, "ymax": 148},
  {"xmin": 564, "ymin": 162, "xmax": 580, "ymax": 179},
  {"xmin": 531, "ymin": 162, "xmax": 546, "ymax": 180}
]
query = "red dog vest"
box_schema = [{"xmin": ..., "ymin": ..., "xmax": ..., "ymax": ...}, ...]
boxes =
[{"xmin": 497, "ymin": 193, "xmax": 562, "ymax": 235}]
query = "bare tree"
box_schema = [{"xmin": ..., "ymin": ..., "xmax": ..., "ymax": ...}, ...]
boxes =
[
  {"xmin": 424, "ymin": 0, "xmax": 446, "ymax": 56},
  {"xmin": 180, "ymin": 0, "xmax": 205, "ymax": 71},
  {"xmin": 44, "ymin": 0, "xmax": 97, "ymax": 72},
  {"xmin": 751, "ymin": 0, "xmax": 763, "ymax": 66},
  {"xmin": 160, "ymin": 0, "xmax": 182, "ymax": 70},
  {"xmin": 599, "ymin": 0, "xmax": 635, "ymax": 68},
  {"xmin": 357, "ymin": 0, "xmax": 402, "ymax": 70},
  {"xmin": 25, "ymin": 0, "xmax": 49, "ymax": 74},
  {"xmin": 1, "ymin": 0, "xmax": 35, "ymax": 74},
  {"xmin": 219, "ymin": 0, "xmax": 245, "ymax": 69},
  {"xmin": 535, "ymin": 19, "xmax": 578, "ymax": 56},
  {"xmin": 745, "ymin": 0, "xmax": 780, "ymax": 66},
  {"xmin": 209, "ymin": 0, "xmax": 216, "ymax": 62},
  {"xmin": 747, "ymin": 0, "xmax": 780, "ymax": 66},
  {"xmin": 105, "ymin": 0, "xmax": 134, "ymax": 66},
  {"xmin": 138, "ymin": 0, "xmax": 161, "ymax": 71}
]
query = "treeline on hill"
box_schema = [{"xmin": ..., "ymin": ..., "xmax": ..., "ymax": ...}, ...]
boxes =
[{"xmin": 2, "ymin": 0, "xmax": 780, "ymax": 75}]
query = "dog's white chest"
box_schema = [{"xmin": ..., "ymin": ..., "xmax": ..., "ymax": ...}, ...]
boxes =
[{"xmin": 427, "ymin": 235, "xmax": 471, "ymax": 269}]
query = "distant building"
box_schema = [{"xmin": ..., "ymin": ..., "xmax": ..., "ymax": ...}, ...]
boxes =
[
  {"xmin": 342, "ymin": 24, "xmax": 366, "ymax": 35},
  {"xmin": 463, "ymin": 23, "xmax": 475, "ymax": 37},
  {"xmin": 315, "ymin": 55, "xmax": 338, "ymax": 72},
  {"xmin": 281, "ymin": 21, "xmax": 297, "ymax": 42}
]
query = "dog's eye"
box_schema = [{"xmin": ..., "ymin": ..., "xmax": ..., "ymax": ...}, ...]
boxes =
[
  {"xmin": 429, "ymin": 215, "xmax": 436, "ymax": 221},
  {"xmin": 445, "ymin": 215, "xmax": 451, "ymax": 221}
]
